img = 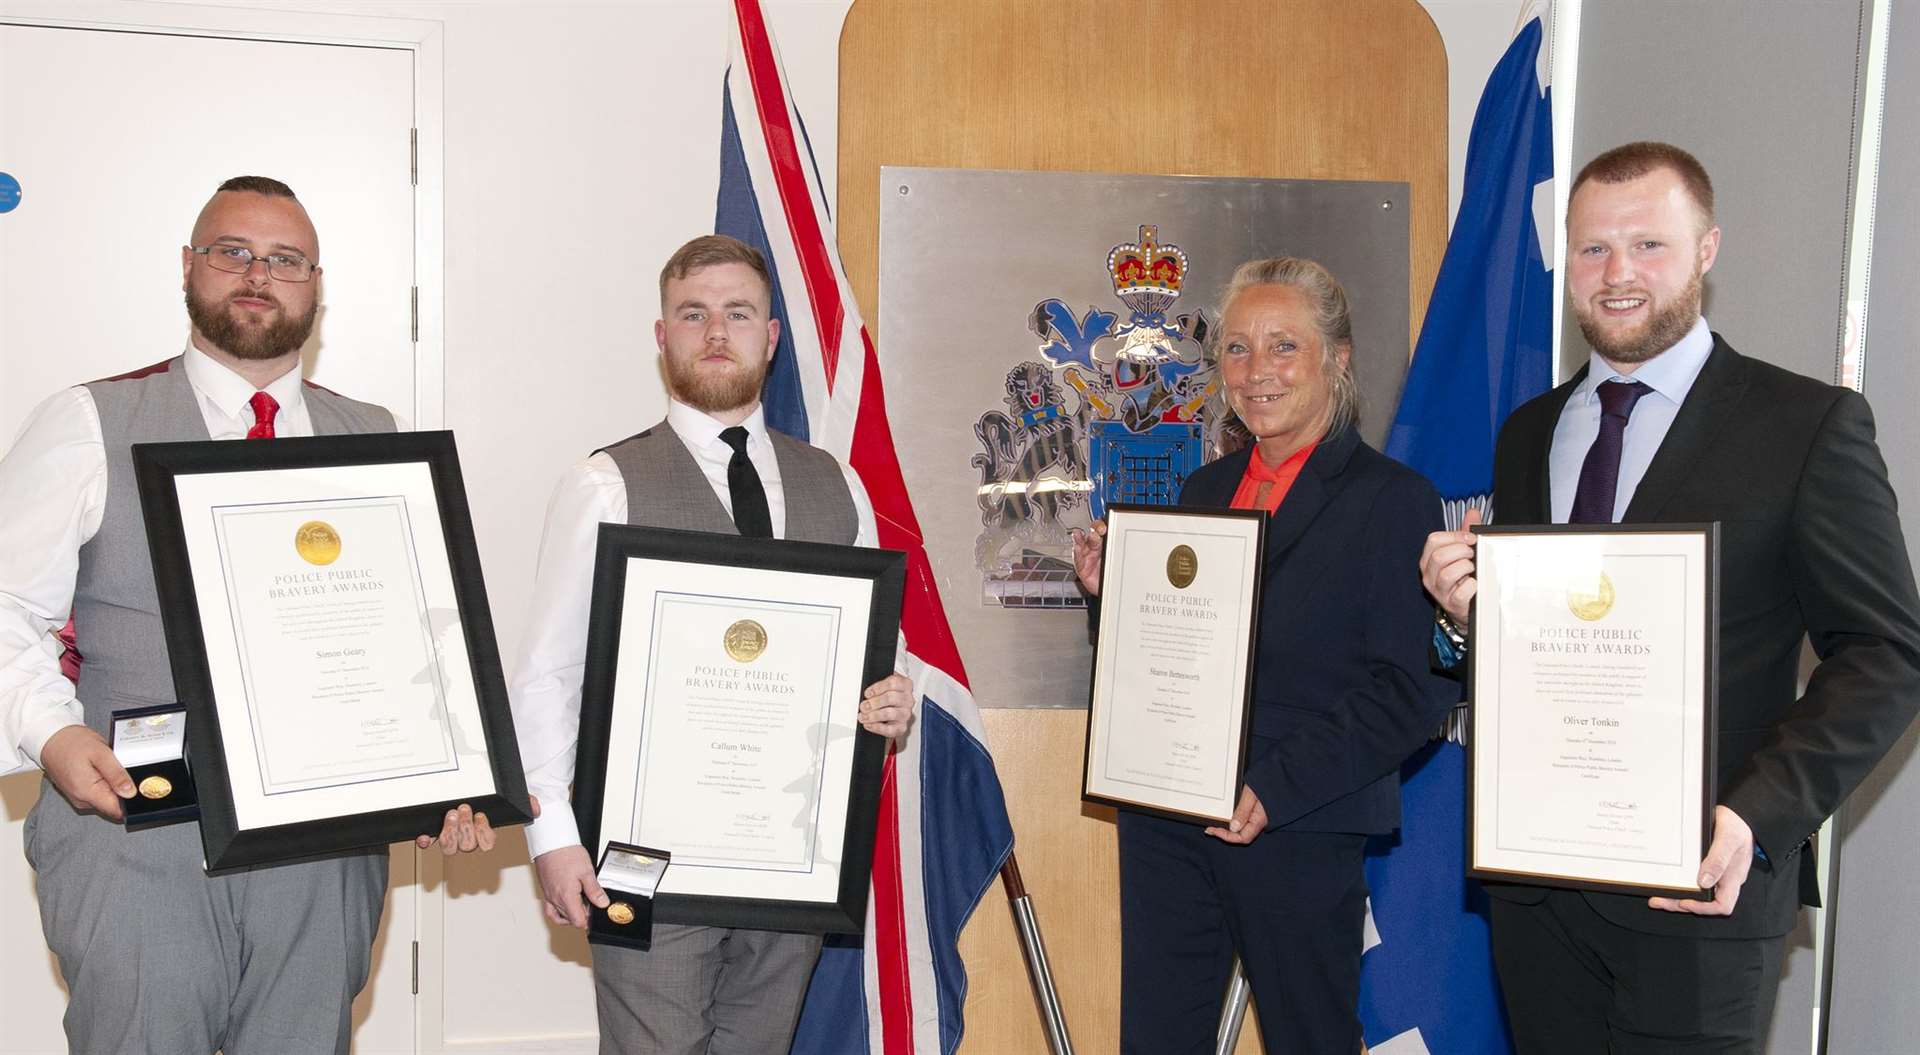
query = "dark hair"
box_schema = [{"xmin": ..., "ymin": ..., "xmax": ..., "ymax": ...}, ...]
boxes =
[
  {"xmin": 658, "ymin": 235, "xmax": 771, "ymax": 307},
  {"xmin": 216, "ymin": 175, "xmax": 298, "ymax": 199},
  {"xmin": 1571, "ymin": 142, "xmax": 1714, "ymax": 226}
]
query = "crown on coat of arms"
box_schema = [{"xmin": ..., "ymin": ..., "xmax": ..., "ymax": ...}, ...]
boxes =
[{"xmin": 1107, "ymin": 225, "xmax": 1187, "ymax": 316}]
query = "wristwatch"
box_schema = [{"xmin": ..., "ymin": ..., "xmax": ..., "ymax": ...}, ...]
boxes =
[{"xmin": 1434, "ymin": 606, "xmax": 1469, "ymax": 659}]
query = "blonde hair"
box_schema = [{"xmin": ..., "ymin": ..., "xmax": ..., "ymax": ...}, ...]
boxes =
[{"xmin": 1217, "ymin": 257, "xmax": 1359, "ymax": 438}]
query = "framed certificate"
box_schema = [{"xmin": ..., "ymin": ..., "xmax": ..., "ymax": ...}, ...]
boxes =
[
  {"xmin": 572, "ymin": 524, "xmax": 906, "ymax": 935},
  {"xmin": 134, "ymin": 432, "xmax": 531, "ymax": 871},
  {"xmin": 1467, "ymin": 524, "xmax": 1718, "ymax": 898},
  {"xmin": 1081, "ymin": 503, "xmax": 1264, "ymax": 825}
]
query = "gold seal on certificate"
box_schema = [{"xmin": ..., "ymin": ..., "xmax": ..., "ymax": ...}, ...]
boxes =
[
  {"xmin": 139, "ymin": 775, "xmax": 174, "ymax": 800},
  {"xmin": 293, "ymin": 520, "xmax": 342, "ymax": 565},
  {"xmin": 1166, "ymin": 544, "xmax": 1199, "ymax": 589},
  {"xmin": 723, "ymin": 619, "xmax": 768, "ymax": 663},
  {"xmin": 1566, "ymin": 571, "xmax": 1616, "ymax": 621},
  {"xmin": 606, "ymin": 901, "xmax": 635, "ymax": 925}
]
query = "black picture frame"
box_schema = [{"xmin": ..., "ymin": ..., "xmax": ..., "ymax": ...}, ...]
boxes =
[
  {"xmin": 134, "ymin": 431, "xmax": 531, "ymax": 871},
  {"xmin": 1465, "ymin": 522, "xmax": 1719, "ymax": 900},
  {"xmin": 1080, "ymin": 502, "xmax": 1265, "ymax": 826},
  {"xmin": 572, "ymin": 524, "xmax": 906, "ymax": 935}
]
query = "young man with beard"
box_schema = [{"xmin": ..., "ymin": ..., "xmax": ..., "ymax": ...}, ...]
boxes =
[
  {"xmin": 0, "ymin": 176, "xmax": 494, "ymax": 1054},
  {"xmin": 1420, "ymin": 142, "xmax": 1920, "ymax": 1052},
  {"xmin": 510, "ymin": 235, "xmax": 916, "ymax": 1055}
]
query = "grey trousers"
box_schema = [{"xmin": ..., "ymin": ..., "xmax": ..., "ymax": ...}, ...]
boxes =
[
  {"xmin": 591, "ymin": 923, "xmax": 825, "ymax": 1055},
  {"xmin": 24, "ymin": 782, "xmax": 387, "ymax": 1055}
]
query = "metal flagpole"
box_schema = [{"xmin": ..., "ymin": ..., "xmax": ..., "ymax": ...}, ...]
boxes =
[
  {"xmin": 1001, "ymin": 854, "xmax": 1074, "ymax": 1054},
  {"xmin": 1215, "ymin": 960, "xmax": 1251, "ymax": 1054}
]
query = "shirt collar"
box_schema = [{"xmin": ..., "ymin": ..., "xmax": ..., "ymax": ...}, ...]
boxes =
[
  {"xmin": 1576, "ymin": 315, "xmax": 1714, "ymax": 406},
  {"xmin": 1246, "ymin": 438, "xmax": 1317, "ymax": 482},
  {"xmin": 182, "ymin": 342, "xmax": 305, "ymax": 420},
  {"xmin": 665, "ymin": 397, "xmax": 768, "ymax": 452}
]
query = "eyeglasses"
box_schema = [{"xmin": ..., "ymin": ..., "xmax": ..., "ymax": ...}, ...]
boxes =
[{"xmin": 190, "ymin": 244, "xmax": 316, "ymax": 282}]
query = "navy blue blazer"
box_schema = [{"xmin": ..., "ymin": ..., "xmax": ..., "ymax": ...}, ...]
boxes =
[{"xmin": 1177, "ymin": 425, "xmax": 1457, "ymax": 834}]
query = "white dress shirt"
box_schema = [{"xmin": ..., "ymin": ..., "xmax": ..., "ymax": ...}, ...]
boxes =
[
  {"xmin": 0, "ymin": 346, "xmax": 316, "ymax": 770},
  {"xmin": 511, "ymin": 398, "xmax": 881, "ymax": 859},
  {"xmin": 1549, "ymin": 316, "xmax": 1715, "ymax": 523}
]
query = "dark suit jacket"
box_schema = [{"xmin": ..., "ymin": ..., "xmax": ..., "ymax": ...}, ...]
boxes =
[
  {"xmin": 1175, "ymin": 425, "xmax": 1458, "ymax": 834},
  {"xmin": 1487, "ymin": 335, "xmax": 1920, "ymax": 938}
]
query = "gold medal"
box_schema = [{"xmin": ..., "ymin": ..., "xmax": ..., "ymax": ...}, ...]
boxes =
[
  {"xmin": 1567, "ymin": 572, "xmax": 1617, "ymax": 622},
  {"xmin": 294, "ymin": 521, "xmax": 342, "ymax": 565},
  {"xmin": 1166, "ymin": 545, "xmax": 1198, "ymax": 589},
  {"xmin": 724, "ymin": 619, "xmax": 768, "ymax": 663},
  {"xmin": 138, "ymin": 775, "xmax": 173, "ymax": 800},
  {"xmin": 606, "ymin": 901, "xmax": 635, "ymax": 925}
]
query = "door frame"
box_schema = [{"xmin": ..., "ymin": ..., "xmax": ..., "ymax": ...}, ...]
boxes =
[{"xmin": 0, "ymin": 3, "xmax": 448, "ymax": 1050}]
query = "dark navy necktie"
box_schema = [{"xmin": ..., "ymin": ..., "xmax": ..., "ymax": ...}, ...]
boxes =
[
  {"xmin": 719, "ymin": 426, "xmax": 773, "ymax": 538},
  {"xmin": 1569, "ymin": 379, "xmax": 1653, "ymax": 524}
]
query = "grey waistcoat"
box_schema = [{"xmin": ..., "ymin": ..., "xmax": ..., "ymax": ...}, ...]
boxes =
[
  {"xmin": 599, "ymin": 421, "xmax": 857, "ymax": 543},
  {"xmin": 73, "ymin": 357, "xmax": 394, "ymax": 734}
]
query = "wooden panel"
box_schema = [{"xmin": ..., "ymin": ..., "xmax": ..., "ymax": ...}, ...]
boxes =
[
  {"xmin": 837, "ymin": 3, "xmax": 1446, "ymax": 1051},
  {"xmin": 839, "ymin": 0, "xmax": 1448, "ymax": 349}
]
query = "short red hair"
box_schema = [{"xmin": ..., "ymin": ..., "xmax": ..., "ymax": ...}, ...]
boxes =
[{"xmin": 1571, "ymin": 142, "xmax": 1715, "ymax": 228}]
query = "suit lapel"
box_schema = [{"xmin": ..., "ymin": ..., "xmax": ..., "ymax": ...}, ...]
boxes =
[
  {"xmin": 160, "ymin": 357, "xmax": 214, "ymax": 441},
  {"xmin": 652, "ymin": 419, "xmax": 741, "ymax": 533},
  {"xmin": 1188, "ymin": 447, "xmax": 1250, "ymax": 509},
  {"xmin": 1622, "ymin": 337, "xmax": 1748, "ymax": 522},
  {"xmin": 1522, "ymin": 371, "xmax": 1582, "ymax": 524},
  {"xmin": 1259, "ymin": 427, "xmax": 1358, "ymax": 575}
]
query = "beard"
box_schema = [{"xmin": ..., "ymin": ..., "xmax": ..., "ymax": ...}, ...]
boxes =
[
  {"xmin": 665, "ymin": 350, "xmax": 768, "ymax": 415},
  {"xmin": 1575, "ymin": 269, "xmax": 1703, "ymax": 365},
  {"xmin": 185, "ymin": 285, "xmax": 318, "ymax": 361}
]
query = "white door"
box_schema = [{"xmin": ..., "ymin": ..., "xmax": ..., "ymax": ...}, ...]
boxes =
[{"xmin": 0, "ymin": 21, "xmax": 420, "ymax": 1054}]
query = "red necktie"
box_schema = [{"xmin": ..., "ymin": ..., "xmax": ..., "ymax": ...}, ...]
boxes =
[
  {"xmin": 56, "ymin": 617, "xmax": 81, "ymax": 685},
  {"xmin": 247, "ymin": 391, "xmax": 279, "ymax": 440}
]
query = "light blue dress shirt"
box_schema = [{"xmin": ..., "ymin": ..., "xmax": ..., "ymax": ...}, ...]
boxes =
[{"xmin": 1549, "ymin": 316, "xmax": 1715, "ymax": 523}]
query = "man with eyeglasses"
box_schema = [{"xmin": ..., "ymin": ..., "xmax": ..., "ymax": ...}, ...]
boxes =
[{"xmin": 0, "ymin": 176, "xmax": 491, "ymax": 1054}]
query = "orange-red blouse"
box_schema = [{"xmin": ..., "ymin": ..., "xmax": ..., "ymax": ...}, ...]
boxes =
[{"xmin": 1229, "ymin": 440, "xmax": 1317, "ymax": 514}]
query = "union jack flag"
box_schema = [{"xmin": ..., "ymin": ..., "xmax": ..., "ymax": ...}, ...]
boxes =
[{"xmin": 713, "ymin": 3, "xmax": 1015, "ymax": 1052}]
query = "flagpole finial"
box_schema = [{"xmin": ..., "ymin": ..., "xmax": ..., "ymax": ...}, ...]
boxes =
[{"xmin": 1512, "ymin": 0, "xmax": 1550, "ymax": 38}]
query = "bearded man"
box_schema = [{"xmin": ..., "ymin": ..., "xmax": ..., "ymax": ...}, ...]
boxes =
[
  {"xmin": 0, "ymin": 176, "xmax": 489, "ymax": 1055},
  {"xmin": 1420, "ymin": 142, "xmax": 1920, "ymax": 1052},
  {"xmin": 509, "ymin": 234, "xmax": 916, "ymax": 1055}
]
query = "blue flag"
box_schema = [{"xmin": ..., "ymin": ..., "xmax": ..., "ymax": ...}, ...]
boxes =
[
  {"xmin": 1360, "ymin": 6, "xmax": 1554, "ymax": 1052},
  {"xmin": 1385, "ymin": 11, "xmax": 1554, "ymax": 509}
]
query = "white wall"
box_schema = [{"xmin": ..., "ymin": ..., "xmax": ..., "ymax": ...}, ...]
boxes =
[
  {"xmin": 1419, "ymin": 0, "xmax": 1529, "ymax": 226},
  {"xmin": 0, "ymin": 1, "xmax": 1515, "ymax": 1049}
]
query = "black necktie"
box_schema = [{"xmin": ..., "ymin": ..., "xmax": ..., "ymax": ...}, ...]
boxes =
[
  {"xmin": 719, "ymin": 426, "xmax": 773, "ymax": 538},
  {"xmin": 1569, "ymin": 379, "xmax": 1653, "ymax": 524}
]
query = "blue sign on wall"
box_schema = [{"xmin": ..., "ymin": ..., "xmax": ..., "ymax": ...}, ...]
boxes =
[{"xmin": 0, "ymin": 172, "xmax": 21, "ymax": 213}]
